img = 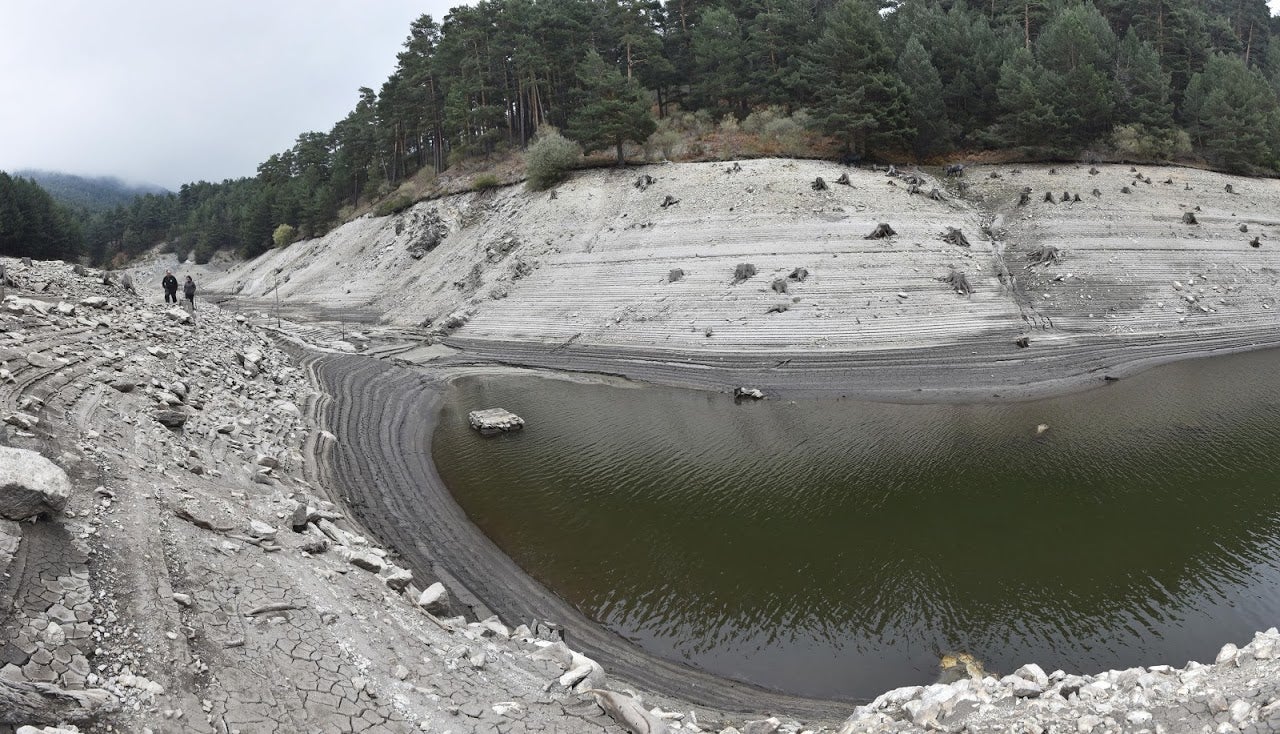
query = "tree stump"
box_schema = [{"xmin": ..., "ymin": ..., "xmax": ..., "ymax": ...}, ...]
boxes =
[
  {"xmin": 835, "ymin": 173, "xmax": 851, "ymax": 186},
  {"xmin": 928, "ymin": 188, "xmax": 945, "ymax": 201},
  {"xmin": 1072, "ymin": 193, "xmax": 1081, "ymax": 202},
  {"xmin": 1015, "ymin": 336, "xmax": 1031, "ymax": 348},
  {"xmin": 1181, "ymin": 211, "xmax": 1198, "ymax": 225},
  {"xmin": 1089, "ymin": 167, "xmax": 1100, "ymax": 175},
  {"xmin": 945, "ymin": 163, "xmax": 965, "ymax": 177},
  {"xmin": 943, "ymin": 269, "xmax": 973, "ymax": 295},
  {"xmin": 1240, "ymin": 224, "xmax": 1249, "ymax": 233},
  {"xmin": 1043, "ymin": 192, "xmax": 1056, "ymax": 204},
  {"xmin": 668, "ymin": 268, "xmax": 684, "ymax": 283},
  {"xmin": 788, "ymin": 267, "xmax": 809, "ymax": 282},
  {"xmin": 1120, "ymin": 186, "xmax": 1131, "ymax": 194},
  {"xmin": 1250, "ymin": 237, "xmax": 1262, "ymax": 248},
  {"xmin": 732, "ymin": 263, "xmax": 756, "ymax": 283},
  {"xmin": 1018, "ymin": 190, "xmax": 1031, "ymax": 207},
  {"xmin": 634, "ymin": 174, "xmax": 656, "ymax": 190},
  {"xmin": 1092, "ymin": 188, "xmax": 1102, "ymax": 198},
  {"xmin": 1027, "ymin": 246, "xmax": 1062, "ymax": 265},
  {"xmin": 660, "ymin": 195, "xmax": 679, "ymax": 208},
  {"xmin": 942, "ymin": 227, "xmax": 970, "ymax": 247},
  {"xmin": 864, "ymin": 223, "xmax": 896, "ymax": 239},
  {"xmin": 812, "ymin": 177, "xmax": 828, "ymax": 191},
  {"xmin": 1225, "ymin": 183, "xmax": 1235, "ymax": 194}
]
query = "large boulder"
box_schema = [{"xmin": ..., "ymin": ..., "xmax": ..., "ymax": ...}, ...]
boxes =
[{"xmin": 0, "ymin": 447, "xmax": 71, "ymax": 520}]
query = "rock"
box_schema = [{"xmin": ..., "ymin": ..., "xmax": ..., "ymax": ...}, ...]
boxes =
[
  {"xmin": 417, "ymin": 582, "xmax": 450, "ymax": 615},
  {"xmin": 743, "ymin": 717, "xmax": 780, "ymax": 734},
  {"xmin": 1126, "ymin": 710, "xmax": 1152, "ymax": 725},
  {"xmin": 255, "ymin": 454, "xmax": 279, "ymax": 469},
  {"xmin": 382, "ymin": 566, "xmax": 413, "ymax": 591},
  {"xmin": 586, "ymin": 689, "xmax": 669, "ymax": 734},
  {"xmin": 734, "ymin": 387, "xmax": 764, "ymax": 400},
  {"xmin": 1216, "ymin": 643, "xmax": 1239, "ymax": 665},
  {"xmin": 393, "ymin": 665, "xmax": 410, "ymax": 681},
  {"xmin": 154, "ymin": 409, "xmax": 187, "ymax": 428},
  {"xmin": 348, "ymin": 552, "xmax": 384, "ymax": 573},
  {"xmin": 247, "ymin": 520, "xmax": 277, "ymax": 540},
  {"xmin": 1229, "ymin": 699, "xmax": 1252, "ymax": 724},
  {"xmin": 0, "ymin": 447, "xmax": 72, "ymax": 520},
  {"xmin": 468, "ymin": 408, "xmax": 524, "ymax": 432},
  {"xmin": 165, "ymin": 308, "xmax": 192, "ymax": 324},
  {"xmin": 1006, "ymin": 675, "xmax": 1043, "ymax": 698},
  {"xmin": 79, "ymin": 296, "xmax": 109, "ymax": 309},
  {"xmin": 289, "ymin": 502, "xmax": 310, "ymax": 531},
  {"xmin": 109, "ymin": 380, "xmax": 136, "ymax": 393},
  {"xmin": 26, "ymin": 352, "xmax": 58, "ymax": 369},
  {"xmin": 4, "ymin": 412, "xmax": 39, "ymax": 430}
]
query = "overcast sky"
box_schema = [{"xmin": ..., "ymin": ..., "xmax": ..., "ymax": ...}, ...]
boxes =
[
  {"xmin": 0, "ymin": 2, "xmax": 455, "ymax": 190},
  {"xmin": 3, "ymin": 2, "xmax": 1279, "ymax": 190}
]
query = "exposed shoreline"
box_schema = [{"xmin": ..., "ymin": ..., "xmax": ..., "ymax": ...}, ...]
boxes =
[{"xmin": 293, "ymin": 323, "xmax": 1280, "ymax": 724}]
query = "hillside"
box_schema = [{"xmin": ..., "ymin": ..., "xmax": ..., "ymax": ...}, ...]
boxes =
[
  {"xmin": 14, "ymin": 169, "xmax": 167, "ymax": 213},
  {"xmin": 200, "ymin": 159, "xmax": 1280, "ymax": 399}
]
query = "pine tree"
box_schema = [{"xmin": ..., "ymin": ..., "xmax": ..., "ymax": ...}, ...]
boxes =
[
  {"xmin": 1035, "ymin": 3, "xmax": 1118, "ymax": 147},
  {"xmin": 1183, "ymin": 53, "xmax": 1280, "ymax": 171},
  {"xmin": 566, "ymin": 50, "xmax": 656, "ymax": 166},
  {"xmin": 995, "ymin": 47, "xmax": 1063, "ymax": 148},
  {"xmin": 1115, "ymin": 28, "xmax": 1175, "ymax": 130},
  {"xmin": 801, "ymin": 0, "xmax": 913, "ymax": 158},
  {"xmin": 897, "ymin": 36, "xmax": 952, "ymax": 156}
]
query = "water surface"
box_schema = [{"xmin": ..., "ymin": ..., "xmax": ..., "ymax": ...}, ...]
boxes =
[{"xmin": 433, "ymin": 351, "xmax": 1280, "ymax": 700}]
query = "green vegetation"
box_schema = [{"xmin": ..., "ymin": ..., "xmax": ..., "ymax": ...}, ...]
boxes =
[
  {"xmin": 373, "ymin": 195, "xmax": 414, "ymax": 217},
  {"xmin": 272, "ymin": 223, "xmax": 297, "ymax": 248},
  {"xmin": 60, "ymin": 0, "xmax": 1280, "ymax": 266},
  {"xmin": 472, "ymin": 173, "xmax": 501, "ymax": 190},
  {"xmin": 0, "ymin": 172, "xmax": 83, "ymax": 261},
  {"xmin": 524, "ymin": 127, "xmax": 583, "ymax": 190},
  {"xmin": 14, "ymin": 170, "xmax": 167, "ymax": 214}
]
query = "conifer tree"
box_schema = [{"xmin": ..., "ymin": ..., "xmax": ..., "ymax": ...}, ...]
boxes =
[
  {"xmin": 897, "ymin": 36, "xmax": 952, "ymax": 156},
  {"xmin": 566, "ymin": 50, "xmax": 657, "ymax": 166},
  {"xmin": 1183, "ymin": 53, "xmax": 1280, "ymax": 171}
]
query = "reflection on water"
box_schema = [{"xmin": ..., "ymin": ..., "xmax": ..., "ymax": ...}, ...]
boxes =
[{"xmin": 432, "ymin": 350, "xmax": 1280, "ymax": 700}]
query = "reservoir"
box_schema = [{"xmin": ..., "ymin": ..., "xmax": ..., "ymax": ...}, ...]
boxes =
[{"xmin": 432, "ymin": 349, "xmax": 1280, "ymax": 700}]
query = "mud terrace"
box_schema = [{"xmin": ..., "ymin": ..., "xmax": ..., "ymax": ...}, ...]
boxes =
[{"xmin": 1, "ymin": 158, "xmax": 1279, "ymax": 733}]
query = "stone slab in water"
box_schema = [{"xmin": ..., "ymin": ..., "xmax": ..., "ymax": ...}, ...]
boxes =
[{"xmin": 468, "ymin": 408, "xmax": 525, "ymax": 432}]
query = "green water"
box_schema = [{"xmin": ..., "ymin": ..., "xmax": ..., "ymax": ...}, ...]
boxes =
[{"xmin": 432, "ymin": 351, "xmax": 1280, "ymax": 700}]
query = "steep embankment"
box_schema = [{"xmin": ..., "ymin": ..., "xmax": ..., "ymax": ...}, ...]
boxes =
[{"xmin": 207, "ymin": 159, "xmax": 1280, "ymax": 399}]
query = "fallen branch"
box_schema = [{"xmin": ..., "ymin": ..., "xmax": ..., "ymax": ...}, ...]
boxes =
[
  {"xmin": 246, "ymin": 602, "xmax": 307, "ymax": 616},
  {"xmin": 0, "ymin": 679, "xmax": 115, "ymax": 725}
]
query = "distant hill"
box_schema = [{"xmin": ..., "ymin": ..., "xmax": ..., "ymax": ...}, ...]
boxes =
[{"xmin": 13, "ymin": 169, "xmax": 168, "ymax": 213}]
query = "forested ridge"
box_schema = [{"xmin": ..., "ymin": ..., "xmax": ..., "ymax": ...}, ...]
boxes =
[{"xmin": 7, "ymin": 0, "xmax": 1280, "ymax": 267}]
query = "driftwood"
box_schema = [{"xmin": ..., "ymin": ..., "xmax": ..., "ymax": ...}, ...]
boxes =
[
  {"xmin": 1027, "ymin": 245, "xmax": 1062, "ymax": 266},
  {"xmin": 732, "ymin": 263, "xmax": 756, "ymax": 283},
  {"xmin": 0, "ymin": 678, "xmax": 114, "ymax": 725},
  {"xmin": 943, "ymin": 269, "xmax": 973, "ymax": 295},
  {"xmin": 812, "ymin": 177, "xmax": 828, "ymax": 191},
  {"xmin": 835, "ymin": 172, "xmax": 851, "ymax": 186},
  {"xmin": 788, "ymin": 267, "xmax": 809, "ymax": 282},
  {"xmin": 864, "ymin": 223, "xmax": 896, "ymax": 239},
  {"xmin": 659, "ymin": 195, "xmax": 679, "ymax": 208},
  {"xmin": 942, "ymin": 227, "xmax": 970, "ymax": 248},
  {"xmin": 634, "ymin": 174, "xmax": 656, "ymax": 190},
  {"xmin": 1181, "ymin": 211, "xmax": 1198, "ymax": 225}
]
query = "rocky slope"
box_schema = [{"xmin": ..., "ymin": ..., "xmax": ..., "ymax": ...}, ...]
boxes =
[{"xmin": 201, "ymin": 160, "xmax": 1280, "ymax": 399}]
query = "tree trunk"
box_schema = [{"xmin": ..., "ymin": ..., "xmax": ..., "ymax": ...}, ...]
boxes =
[{"xmin": 615, "ymin": 138, "xmax": 625, "ymax": 166}]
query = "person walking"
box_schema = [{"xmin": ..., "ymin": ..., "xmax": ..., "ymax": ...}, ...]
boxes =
[
  {"xmin": 162, "ymin": 270, "xmax": 178, "ymax": 303},
  {"xmin": 183, "ymin": 276, "xmax": 196, "ymax": 310}
]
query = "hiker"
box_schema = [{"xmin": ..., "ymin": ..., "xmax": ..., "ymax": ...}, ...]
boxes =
[
  {"xmin": 162, "ymin": 270, "xmax": 178, "ymax": 303},
  {"xmin": 183, "ymin": 276, "xmax": 196, "ymax": 309}
]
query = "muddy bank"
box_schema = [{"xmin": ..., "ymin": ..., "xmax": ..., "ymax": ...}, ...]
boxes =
[{"xmin": 301, "ymin": 350, "xmax": 851, "ymax": 722}]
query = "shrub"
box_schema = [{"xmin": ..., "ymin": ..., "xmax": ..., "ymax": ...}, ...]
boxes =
[
  {"xmin": 272, "ymin": 223, "xmax": 297, "ymax": 248},
  {"xmin": 525, "ymin": 126, "xmax": 583, "ymax": 190},
  {"xmin": 374, "ymin": 195, "xmax": 414, "ymax": 218},
  {"xmin": 473, "ymin": 173, "xmax": 501, "ymax": 190},
  {"xmin": 1111, "ymin": 124, "xmax": 1192, "ymax": 161},
  {"xmin": 646, "ymin": 120, "xmax": 683, "ymax": 161}
]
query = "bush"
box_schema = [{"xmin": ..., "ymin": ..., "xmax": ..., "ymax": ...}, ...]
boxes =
[
  {"xmin": 272, "ymin": 223, "xmax": 297, "ymax": 248},
  {"xmin": 525, "ymin": 126, "xmax": 583, "ymax": 190},
  {"xmin": 646, "ymin": 120, "xmax": 682, "ymax": 161},
  {"xmin": 374, "ymin": 195, "xmax": 414, "ymax": 218},
  {"xmin": 473, "ymin": 173, "xmax": 501, "ymax": 190},
  {"xmin": 1111, "ymin": 124, "xmax": 1192, "ymax": 161}
]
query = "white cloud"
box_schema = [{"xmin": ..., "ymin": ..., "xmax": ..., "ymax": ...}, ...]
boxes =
[{"xmin": 0, "ymin": 2, "xmax": 455, "ymax": 189}]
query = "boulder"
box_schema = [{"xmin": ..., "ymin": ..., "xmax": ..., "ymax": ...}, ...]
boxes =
[
  {"xmin": 468, "ymin": 408, "xmax": 525, "ymax": 432},
  {"xmin": 79, "ymin": 296, "xmax": 109, "ymax": 310},
  {"xmin": 0, "ymin": 447, "xmax": 71, "ymax": 520},
  {"xmin": 734, "ymin": 387, "xmax": 764, "ymax": 400},
  {"xmin": 417, "ymin": 582, "xmax": 451, "ymax": 615},
  {"xmin": 165, "ymin": 308, "xmax": 192, "ymax": 324},
  {"xmin": 382, "ymin": 566, "xmax": 413, "ymax": 591},
  {"xmin": 154, "ymin": 409, "xmax": 188, "ymax": 428}
]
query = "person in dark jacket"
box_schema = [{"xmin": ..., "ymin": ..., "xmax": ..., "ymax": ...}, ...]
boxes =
[
  {"xmin": 183, "ymin": 276, "xmax": 196, "ymax": 309},
  {"xmin": 162, "ymin": 270, "xmax": 178, "ymax": 303}
]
